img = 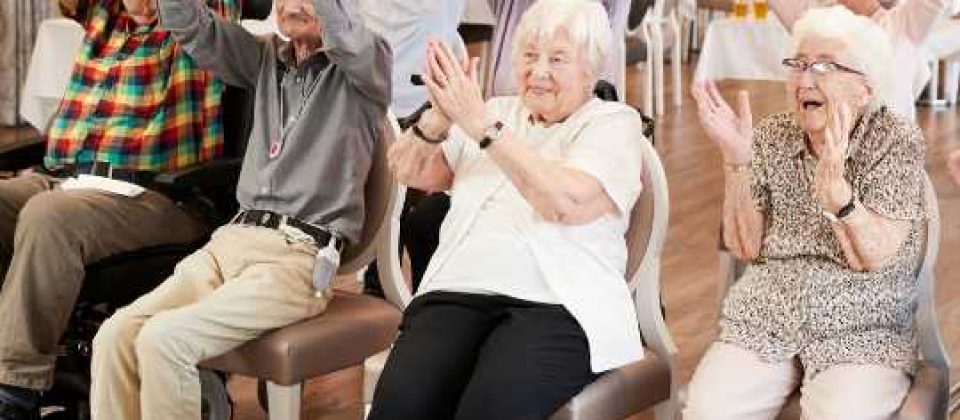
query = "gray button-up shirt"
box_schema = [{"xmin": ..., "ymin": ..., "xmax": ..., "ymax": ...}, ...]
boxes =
[{"xmin": 159, "ymin": 0, "xmax": 392, "ymax": 244}]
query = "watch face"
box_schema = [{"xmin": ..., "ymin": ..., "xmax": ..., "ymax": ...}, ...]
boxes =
[{"xmin": 485, "ymin": 121, "xmax": 504, "ymax": 140}]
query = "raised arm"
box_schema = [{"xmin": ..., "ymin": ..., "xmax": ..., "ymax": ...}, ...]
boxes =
[
  {"xmin": 692, "ymin": 82, "xmax": 765, "ymax": 260},
  {"xmin": 388, "ymin": 108, "xmax": 456, "ymax": 193},
  {"xmin": 893, "ymin": 0, "xmax": 951, "ymax": 43},
  {"xmin": 767, "ymin": 0, "xmax": 810, "ymax": 30},
  {"xmin": 814, "ymin": 103, "xmax": 922, "ymax": 271},
  {"xmin": 313, "ymin": 0, "xmax": 392, "ymax": 106},
  {"xmin": 157, "ymin": 0, "xmax": 263, "ymax": 88}
]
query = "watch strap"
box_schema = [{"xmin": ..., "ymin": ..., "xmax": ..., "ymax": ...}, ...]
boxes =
[{"xmin": 479, "ymin": 121, "xmax": 504, "ymax": 150}]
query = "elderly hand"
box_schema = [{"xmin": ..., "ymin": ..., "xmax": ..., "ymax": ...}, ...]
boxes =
[
  {"xmin": 949, "ymin": 149, "xmax": 960, "ymax": 185},
  {"xmin": 691, "ymin": 81, "xmax": 753, "ymax": 164},
  {"xmin": 422, "ymin": 40, "xmax": 487, "ymax": 141},
  {"xmin": 813, "ymin": 100, "xmax": 854, "ymax": 214}
]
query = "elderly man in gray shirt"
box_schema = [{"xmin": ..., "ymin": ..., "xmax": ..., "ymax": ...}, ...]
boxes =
[{"xmin": 87, "ymin": 0, "xmax": 391, "ymax": 418}]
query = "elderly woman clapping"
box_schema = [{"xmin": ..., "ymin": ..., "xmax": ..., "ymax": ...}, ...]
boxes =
[
  {"xmin": 368, "ymin": 0, "xmax": 649, "ymax": 418},
  {"xmin": 684, "ymin": 6, "xmax": 928, "ymax": 420}
]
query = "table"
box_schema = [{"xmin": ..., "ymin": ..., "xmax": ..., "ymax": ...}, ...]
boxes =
[
  {"xmin": 693, "ymin": 16, "xmax": 791, "ymax": 82},
  {"xmin": 19, "ymin": 18, "xmax": 85, "ymax": 132}
]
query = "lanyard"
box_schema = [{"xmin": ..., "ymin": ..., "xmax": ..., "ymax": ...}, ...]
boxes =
[{"xmin": 271, "ymin": 69, "xmax": 321, "ymax": 159}]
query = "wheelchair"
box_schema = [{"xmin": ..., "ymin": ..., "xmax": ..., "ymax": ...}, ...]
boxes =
[{"xmin": 1, "ymin": 3, "xmax": 271, "ymax": 418}]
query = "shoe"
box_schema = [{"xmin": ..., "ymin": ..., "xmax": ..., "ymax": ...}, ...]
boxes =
[{"xmin": 0, "ymin": 399, "xmax": 38, "ymax": 420}]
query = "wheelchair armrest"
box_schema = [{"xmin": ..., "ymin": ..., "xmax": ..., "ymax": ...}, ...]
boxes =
[
  {"xmin": 0, "ymin": 138, "xmax": 46, "ymax": 172},
  {"xmin": 153, "ymin": 157, "xmax": 243, "ymax": 191}
]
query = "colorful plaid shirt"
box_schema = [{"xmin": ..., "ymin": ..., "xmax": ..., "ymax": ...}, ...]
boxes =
[{"xmin": 45, "ymin": 0, "xmax": 239, "ymax": 172}]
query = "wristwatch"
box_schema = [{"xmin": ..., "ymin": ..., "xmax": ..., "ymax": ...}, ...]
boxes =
[
  {"xmin": 478, "ymin": 121, "xmax": 504, "ymax": 150},
  {"xmin": 822, "ymin": 194, "xmax": 856, "ymax": 223}
]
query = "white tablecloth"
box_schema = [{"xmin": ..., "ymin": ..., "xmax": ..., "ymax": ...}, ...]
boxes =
[
  {"xmin": 694, "ymin": 17, "xmax": 791, "ymax": 82},
  {"xmin": 19, "ymin": 18, "xmax": 85, "ymax": 132}
]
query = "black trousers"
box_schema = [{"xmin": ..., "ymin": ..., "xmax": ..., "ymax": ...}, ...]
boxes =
[{"xmin": 369, "ymin": 292, "xmax": 599, "ymax": 420}]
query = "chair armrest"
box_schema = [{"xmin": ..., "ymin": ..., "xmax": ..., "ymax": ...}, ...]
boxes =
[{"xmin": 152, "ymin": 157, "xmax": 242, "ymax": 191}]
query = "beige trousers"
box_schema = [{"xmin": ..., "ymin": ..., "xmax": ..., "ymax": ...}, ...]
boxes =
[
  {"xmin": 90, "ymin": 224, "xmax": 330, "ymax": 420},
  {"xmin": 0, "ymin": 172, "xmax": 204, "ymax": 390},
  {"xmin": 683, "ymin": 342, "xmax": 911, "ymax": 420}
]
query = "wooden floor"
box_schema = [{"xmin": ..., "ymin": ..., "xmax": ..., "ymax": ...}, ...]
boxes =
[{"xmin": 1, "ymin": 60, "xmax": 956, "ymax": 419}]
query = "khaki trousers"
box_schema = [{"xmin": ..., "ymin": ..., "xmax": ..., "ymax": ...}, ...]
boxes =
[
  {"xmin": 90, "ymin": 224, "xmax": 330, "ymax": 420},
  {"xmin": 0, "ymin": 172, "xmax": 204, "ymax": 390},
  {"xmin": 683, "ymin": 342, "xmax": 911, "ymax": 420}
]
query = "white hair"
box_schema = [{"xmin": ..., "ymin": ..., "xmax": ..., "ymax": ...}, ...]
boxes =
[
  {"xmin": 510, "ymin": 0, "xmax": 613, "ymax": 79},
  {"xmin": 791, "ymin": 5, "xmax": 895, "ymax": 106}
]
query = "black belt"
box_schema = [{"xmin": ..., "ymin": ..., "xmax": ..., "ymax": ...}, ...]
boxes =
[
  {"xmin": 232, "ymin": 209, "xmax": 344, "ymax": 252},
  {"xmin": 48, "ymin": 162, "xmax": 157, "ymax": 187}
]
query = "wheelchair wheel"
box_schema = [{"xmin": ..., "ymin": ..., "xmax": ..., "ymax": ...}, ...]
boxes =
[{"xmin": 200, "ymin": 369, "xmax": 231, "ymax": 420}]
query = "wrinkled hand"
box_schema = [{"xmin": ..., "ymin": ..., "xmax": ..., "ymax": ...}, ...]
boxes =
[
  {"xmin": 691, "ymin": 81, "xmax": 753, "ymax": 164},
  {"xmin": 813, "ymin": 100, "xmax": 854, "ymax": 214},
  {"xmin": 422, "ymin": 39, "xmax": 487, "ymax": 141},
  {"xmin": 948, "ymin": 149, "xmax": 960, "ymax": 186}
]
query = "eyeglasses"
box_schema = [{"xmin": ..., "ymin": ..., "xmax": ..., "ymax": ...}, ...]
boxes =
[{"xmin": 781, "ymin": 57, "xmax": 864, "ymax": 76}]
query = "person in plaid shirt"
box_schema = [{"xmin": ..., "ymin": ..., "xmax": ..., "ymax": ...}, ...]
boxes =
[{"xmin": 0, "ymin": 0, "xmax": 236, "ymax": 418}]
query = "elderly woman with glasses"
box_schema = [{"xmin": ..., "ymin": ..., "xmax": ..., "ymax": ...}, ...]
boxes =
[
  {"xmin": 369, "ymin": 0, "xmax": 648, "ymax": 419},
  {"xmin": 685, "ymin": 6, "xmax": 928, "ymax": 420}
]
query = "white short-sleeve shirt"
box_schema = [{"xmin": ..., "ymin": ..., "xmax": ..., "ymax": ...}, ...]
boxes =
[{"xmin": 419, "ymin": 97, "xmax": 647, "ymax": 372}]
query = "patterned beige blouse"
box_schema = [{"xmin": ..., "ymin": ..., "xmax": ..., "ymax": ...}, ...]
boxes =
[{"xmin": 719, "ymin": 106, "xmax": 928, "ymax": 379}]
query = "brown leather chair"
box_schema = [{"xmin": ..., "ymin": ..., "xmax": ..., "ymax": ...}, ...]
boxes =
[
  {"xmin": 716, "ymin": 174, "xmax": 952, "ymax": 420},
  {"xmin": 548, "ymin": 116, "xmax": 679, "ymax": 420},
  {"xmin": 198, "ymin": 112, "xmax": 406, "ymax": 420}
]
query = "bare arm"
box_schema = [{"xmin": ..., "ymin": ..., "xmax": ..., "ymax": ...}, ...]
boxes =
[
  {"xmin": 692, "ymin": 82, "xmax": 765, "ymax": 260},
  {"xmin": 767, "ymin": 0, "xmax": 809, "ymax": 31},
  {"xmin": 813, "ymin": 102, "xmax": 917, "ymax": 271},
  {"xmin": 387, "ymin": 108, "xmax": 455, "ymax": 192},
  {"xmin": 484, "ymin": 127, "xmax": 625, "ymax": 225},
  {"xmin": 895, "ymin": 0, "xmax": 951, "ymax": 43},
  {"xmin": 829, "ymin": 206, "xmax": 911, "ymax": 271},
  {"xmin": 722, "ymin": 170, "xmax": 765, "ymax": 260}
]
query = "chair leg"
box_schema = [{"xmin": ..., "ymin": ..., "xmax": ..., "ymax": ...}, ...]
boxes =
[
  {"xmin": 266, "ymin": 381, "xmax": 303, "ymax": 420},
  {"xmin": 654, "ymin": 399, "xmax": 678, "ymax": 420},
  {"xmin": 945, "ymin": 58, "xmax": 959, "ymax": 105}
]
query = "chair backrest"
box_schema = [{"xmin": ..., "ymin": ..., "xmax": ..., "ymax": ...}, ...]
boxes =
[
  {"xmin": 337, "ymin": 111, "xmax": 400, "ymax": 276},
  {"xmin": 915, "ymin": 175, "xmax": 950, "ymax": 373},
  {"xmin": 625, "ymin": 120, "xmax": 679, "ymax": 404}
]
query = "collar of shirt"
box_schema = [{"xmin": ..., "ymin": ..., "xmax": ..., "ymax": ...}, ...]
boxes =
[
  {"xmin": 116, "ymin": 11, "xmax": 159, "ymax": 35},
  {"xmin": 276, "ymin": 40, "xmax": 331, "ymax": 74}
]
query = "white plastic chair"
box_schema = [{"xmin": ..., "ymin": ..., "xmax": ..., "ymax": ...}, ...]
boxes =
[{"xmin": 630, "ymin": 0, "xmax": 683, "ymax": 116}]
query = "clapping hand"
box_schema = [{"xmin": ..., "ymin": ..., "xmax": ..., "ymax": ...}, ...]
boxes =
[
  {"xmin": 422, "ymin": 39, "xmax": 487, "ymax": 141},
  {"xmin": 691, "ymin": 81, "xmax": 753, "ymax": 165},
  {"xmin": 812, "ymin": 98, "xmax": 854, "ymax": 214}
]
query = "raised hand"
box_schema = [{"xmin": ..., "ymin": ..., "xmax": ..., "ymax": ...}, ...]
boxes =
[
  {"xmin": 422, "ymin": 40, "xmax": 487, "ymax": 141},
  {"xmin": 691, "ymin": 81, "xmax": 753, "ymax": 164},
  {"xmin": 813, "ymin": 99, "xmax": 854, "ymax": 214}
]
